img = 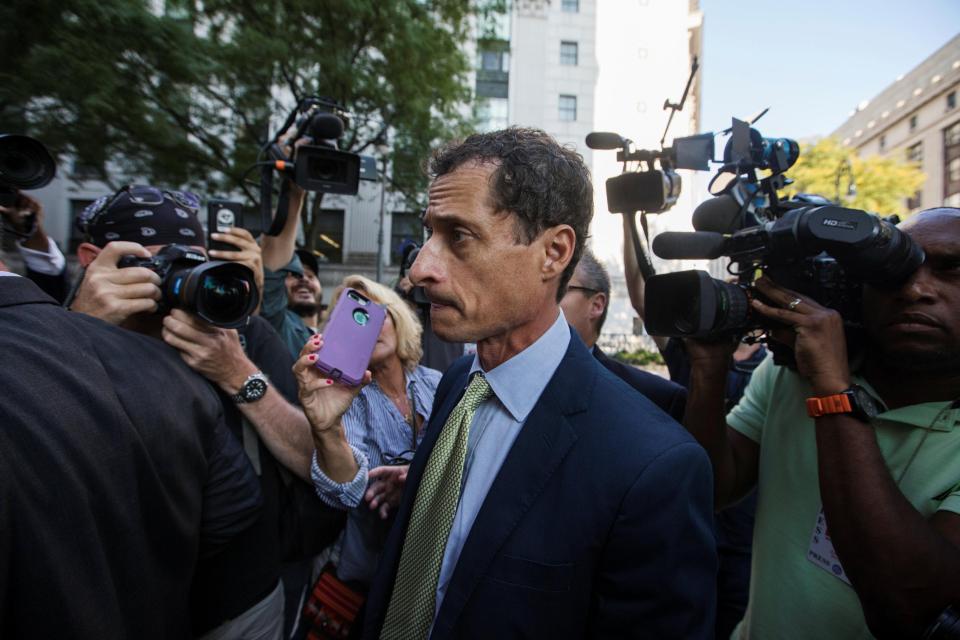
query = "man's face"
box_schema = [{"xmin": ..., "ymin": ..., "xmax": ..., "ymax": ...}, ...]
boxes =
[
  {"xmin": 559, "ymin": 264, "xmax": 605, "ymax": 347},
  {"xmin": 862, "ymin": 211, "xmax": 960, "ymax": 372},
  {"xmin": 409, "ymin": 163, "xmax": 551, "ymax": 344},
  {"xmin": 286, "ymin": 267, "xmax": 323, "ymax": 316}
]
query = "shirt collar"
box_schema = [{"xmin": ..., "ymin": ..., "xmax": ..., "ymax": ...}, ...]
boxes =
[
  {"xmin": 469, "ymin": 310, "xmax": 570, "ymax": 422},
  {"xmin": 856, "ymin": 375, "xmax": 960, "ymax": 432}
]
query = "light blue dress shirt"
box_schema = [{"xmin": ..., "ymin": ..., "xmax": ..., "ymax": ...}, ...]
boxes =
[{"xmin": 432, "ymin": 310, "xmax": 571, "ymax": 623}]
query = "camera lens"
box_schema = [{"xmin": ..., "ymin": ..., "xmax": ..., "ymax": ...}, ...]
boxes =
[
  {"xmin": 174, "ymin": 261, "xmax": 258, "ymax": 328},
  {"xmin": 198, "ymin": 274, "xmax": 251, "ymax": 325}
]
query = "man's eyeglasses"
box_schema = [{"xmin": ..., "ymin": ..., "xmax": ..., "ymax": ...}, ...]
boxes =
[{"xmin": 567, "ymin": 285, "xmax": 600, "ymax": 295}]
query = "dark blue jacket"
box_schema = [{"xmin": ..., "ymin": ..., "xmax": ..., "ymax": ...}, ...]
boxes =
[{"xmin": 362, "ymin": 329, "xmax": 717, "ymax": 639}]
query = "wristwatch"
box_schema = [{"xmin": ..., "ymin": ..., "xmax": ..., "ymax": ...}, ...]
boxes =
[
  {"xmin": 806, "ymin": 384, "xmax": 883, "ymax": 422},
  {"xmin": 232, "ymin": 372, "xmax": 269, "ymax": 404}
]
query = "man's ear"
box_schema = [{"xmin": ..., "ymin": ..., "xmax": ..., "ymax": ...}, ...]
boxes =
[
  {"xmin": 77, "ymin": 242, "xmax": 102, "ymax": 268},
  {"xmin": 541, "ymin": 225, "xmax": 576, "ymax": 280},
  {"xmin": 589, "ymin": 292, "xmax": 607, "ymax": 323}
]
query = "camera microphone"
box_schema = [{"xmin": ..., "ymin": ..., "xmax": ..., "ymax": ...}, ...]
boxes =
[
  {"xmin": 692, "ymin": 195, "xmax": 743, "ymax": 233},
  {"xmin": 652, "ymin": 231, "xmax": 728, "ymax": 260},
  {"xmin": 305, "ymin": 113, "xmax": 345, "ymax": 142},
  {"xmin": 586, "ymin": 132, "xmax": 628, "ymax": 150}
]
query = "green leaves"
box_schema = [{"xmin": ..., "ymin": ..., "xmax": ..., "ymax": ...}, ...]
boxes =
[
  {"xmin": 783, "ymin": 137, "xmax": 926, "ymax": 218},
  {"xmin": 1, "ymin": 0, "xmax": 491, "ymax": 209}
]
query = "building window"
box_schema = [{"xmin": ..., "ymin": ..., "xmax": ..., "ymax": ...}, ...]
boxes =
[
  {"xmin": 391, "ymin": 211, "xmax": 424, "ymax": 265},
  {"xmin": 945, "ymin": 122, "xmax": 960, "ymax": 204},
  {"xmin": 480, "ymin": 49, "xmax": 509, "ymax": 72},
  {"xmin": 879, "ymin": 134, "xmax": 886, "ymax": 151},
  {"xmin": 562, "ymin": 0, "xmax": 579, "ymax": 12},
  {"xmin": 477, "ymin": 97, "xmax": 509, "ymax": 132},
  {"xmin": 946, "ymin": 121, "xmax": 960, "ymax": 146},
  {"xmin": 948, "ymin": 91, "xmax": 957, "ymax": 111},
  {"xmin": 476, "ymin": 43, "xmax": 509, "ymax": 99},
  {"xmin": 906, "ymin": 190, "xmax": 923, "ymax": 210},
  {"xmin": 948, "ymin": 157, "xmax": 960, "ymax": 184},
  {"xmin": 910, "ymin": 114, "xmax": 918, "ymax": 131},
  {"xmin": 313, "ymin": 209, "xmax": 344, "ymax": 264},
  {"xmin": 907, "ymin": 141, "xmax": 923, "ymax": 167},
  {"xmin": 559, "ymin": 95, "xmax": 577, "ymax": 122},
  {"xmin": 560, "ymin": 41, "xmax": 578, "ymax": 66}
]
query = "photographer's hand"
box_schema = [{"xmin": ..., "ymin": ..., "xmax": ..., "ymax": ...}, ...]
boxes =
[
  {"xmin": 0, "ymin": 192, "xmax": 46, "ymax": 251},
  {"xmin": 208, "ymin": 227, "xmax": 265, "ymax": 306},
  {"xmin": 71, "ymin": 242, "xmax": 161, "ymax": 325},
  {"xmin": 161, "ymin": 309, "xmax": 254, "ymax": 391},
  {"xmin": 365, "ymin": 465, "xmax": 409, "ymax": 519},
  {"xmin": 750, "ymin": 277, "xmax": 851, "ymax": 395},
  {"xmin": 293, "ymin": 335, "xmax": 369, "ymax": 483},
  {"xmin": 162, "ymin": 308, "xmax": 317, "ymax": 481}
]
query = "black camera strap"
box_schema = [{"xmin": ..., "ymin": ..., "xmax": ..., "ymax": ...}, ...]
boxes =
[{"xmin": 627, "ymin": 211, "xmax": 656, "ymax": 281}]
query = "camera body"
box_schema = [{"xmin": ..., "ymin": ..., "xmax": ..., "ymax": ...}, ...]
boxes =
[{"xmin": 118, "ymin": 244, "xmax": 258, "ymax": 329}]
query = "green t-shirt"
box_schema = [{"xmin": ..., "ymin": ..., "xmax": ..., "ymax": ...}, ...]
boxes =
[{"xmin": 727, "ymin": 355, "xmax": 960, "ymax": 640}]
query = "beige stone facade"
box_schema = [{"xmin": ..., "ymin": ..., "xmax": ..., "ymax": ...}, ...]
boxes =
[{"xmin": 832, "ymin": 34, "xmax": 960, "ymax": 212}]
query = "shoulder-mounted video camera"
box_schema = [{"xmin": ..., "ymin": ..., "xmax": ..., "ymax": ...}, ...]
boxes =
[
  {"xmin": 642, "ymin": 117, "xmax": 923, "ymax": 363},
  {"xmin": 259, "ymin": 97, "xmax": 361, "ymax": 236}
]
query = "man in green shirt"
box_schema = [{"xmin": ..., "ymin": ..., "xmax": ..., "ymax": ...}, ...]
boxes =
[{"xmin": 684, "ymin": 207, "xmax": 960, "ymax": 639}]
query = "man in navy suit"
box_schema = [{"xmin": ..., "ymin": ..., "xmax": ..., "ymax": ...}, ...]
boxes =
[
  {"xmin": 559, "ymin": 248, "xmax": 687, "ymax": 423},
  {"xmin": 298, "ymin": 128, "xmax": 717, "ymax": 639}
]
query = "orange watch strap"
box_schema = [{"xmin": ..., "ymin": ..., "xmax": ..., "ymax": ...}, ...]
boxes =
[{"xmin": 806, "ymin": 393, "xmax": 853, "ymax": 418}]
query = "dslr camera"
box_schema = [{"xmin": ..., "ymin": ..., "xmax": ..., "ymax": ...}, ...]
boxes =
[
  {"xmin": 643, "ymin": 118, "xmax": 924, "ymax": 348},
  {"xmin": 118, "ymin": 244, "xmax": 259, "ymax": 329}
]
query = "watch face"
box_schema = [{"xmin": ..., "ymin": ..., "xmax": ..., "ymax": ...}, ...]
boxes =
[
  {"xmin": 851, "ymin": 385, "xmax": 881, "ymax": 418},
  {"xmin": 243, "ymin": 378, "xmax": 268, "ymax": 401}
]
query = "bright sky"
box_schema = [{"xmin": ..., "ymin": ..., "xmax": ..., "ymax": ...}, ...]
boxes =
[{"xmin": 699, "ymin": 1, "xmax": 960, "ymax": 141}]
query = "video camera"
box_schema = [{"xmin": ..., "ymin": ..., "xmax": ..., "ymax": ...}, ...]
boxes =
[
  {"xmin": 0, "ymin": 134, "xmax": 56, "ymax": 238},
  {"xmin": 642, "ymin": 118, "xmax": 924, "ymax": 348},
  {"xmin": 259, "ymin": 97, "xmax": 361, "ymax": 236}
]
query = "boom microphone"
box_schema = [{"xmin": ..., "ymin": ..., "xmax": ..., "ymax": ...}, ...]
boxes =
[
  {"xmin": 652, "ymin": 231, "xmax": 728, "ymax": 260},
  {"xmin": 586, "ymin": 132, "xmax": 627, "ymax": 150},
  {"xmin": 692, "ymin": 195, "xmax": 743, "ymax": 233}
]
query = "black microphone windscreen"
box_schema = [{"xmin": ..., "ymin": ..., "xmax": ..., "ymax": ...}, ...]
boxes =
[
  {"xmin": 585, "ymin": 132, "xmax": 624, "ymax": 150},
  {"xmin": 652, "ymin": 231, "xmax": 727, "ymax": 260},
  {"xmin": 307, "ymin": 113, "xmax": 345, "ymax": 140},
  {"xmin": 692, "ymin": 195, "xmax": 742, "ymax": 233}
]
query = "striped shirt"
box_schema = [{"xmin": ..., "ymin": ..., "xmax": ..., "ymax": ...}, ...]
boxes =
[{"xmin": 311, "ymin": 364, "xmax": 442, "ymax": 583}]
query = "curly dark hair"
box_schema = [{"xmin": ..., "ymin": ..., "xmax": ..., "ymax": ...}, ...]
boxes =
[{"xmin": 428, "ymin": 127, "xmax": 593, "ymax": 302}]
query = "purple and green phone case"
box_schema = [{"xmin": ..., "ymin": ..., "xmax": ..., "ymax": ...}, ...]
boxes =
[{"xmin": 315, "ymin": 287, "xmax": 386, "ymax": 386}]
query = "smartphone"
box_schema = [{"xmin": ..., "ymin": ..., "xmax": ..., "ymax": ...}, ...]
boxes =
[
  {"xmin": 207, "ymin": 199, "xmax": 243, "ymax": 252},
  {"xmin": 316, "ymin": 288, "xmax": 386, "ymax": 386}
]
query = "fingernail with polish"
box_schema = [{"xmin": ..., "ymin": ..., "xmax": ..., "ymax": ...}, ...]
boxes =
[
  {"xmin": 308, "ymin": 354, "xmax": 316, "ymax": 362},
  {"xmin": 325, "ymin": 379, "xmax": 333, "ymax": 385}
]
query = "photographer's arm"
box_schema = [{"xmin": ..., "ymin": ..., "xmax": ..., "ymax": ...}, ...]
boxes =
[
  {"xmin": 161, "ymin": 310, "xmax": 314, "ymax": 481},
  {"xmin": 622, "ymin": 215, "xmax": 668, "ymax": 351},
  {"xmin": 751, "ymin": 277, "xmax": 960, "ymax": 638},
  {"xmin": 682, "ymin": 338, "xmax": 760, "ymax": 508}
]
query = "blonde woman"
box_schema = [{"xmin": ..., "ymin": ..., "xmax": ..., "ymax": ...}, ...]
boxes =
[{"xmin": 295, "ymin": 274, "xmax": 442, "ymax": 596}]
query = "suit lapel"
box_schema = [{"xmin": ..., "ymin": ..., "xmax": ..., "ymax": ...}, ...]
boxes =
[{"xmin": 431, "ymin": 332, "xmax": 597, "ymax": 637}]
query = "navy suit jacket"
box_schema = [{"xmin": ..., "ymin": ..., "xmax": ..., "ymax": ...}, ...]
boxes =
[
  {"xmin": 592, "ymin": 345, "xmax": 687, "ymax": 423},
  {"xmin": 362, "ymin": 329, "xmax": 717, "ymax": 639}
]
